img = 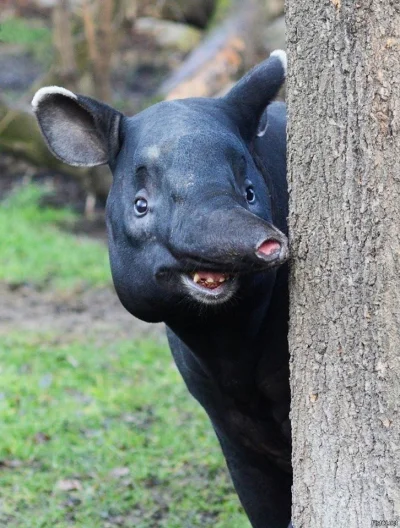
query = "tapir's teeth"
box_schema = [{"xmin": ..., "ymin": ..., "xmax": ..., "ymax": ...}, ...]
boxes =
[{"xmin": 191, "ymin": 272, "xmax": 231, "ymax": 285}]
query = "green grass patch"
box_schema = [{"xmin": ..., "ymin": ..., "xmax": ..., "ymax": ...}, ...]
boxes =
[
  {"xmin": 0, "ymin": 332, "xmax": 249, "ymax": 528},
  {"xmin": 0, "ymin": 17, "xmax": 52, "ymax": 64},
  {"xmin": 0, "ymin": 184, "xmax": 111, "ymax": 290},
  {"xmin": 0, "ymin": 17, "xmax": 49, "ymax": 45}
]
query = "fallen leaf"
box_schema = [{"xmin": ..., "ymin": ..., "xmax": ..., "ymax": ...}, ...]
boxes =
[
  {"xmin": 67, "ymin": 355, "xmax": 79, "ymax": 368},
  {"xmin": 57, "ymin": 479, "xmax": 82, "ymax": 491},
  {"xmin": 109, "ymin": 467, "xmax": 130, "ymax": 479},
  {"xmin": 0, "ymin": 459, "xmax": 23, "ymax": 469},
  {"xmin": 33, "ymin": 432, "xmax": 51, "ymax": 444}
]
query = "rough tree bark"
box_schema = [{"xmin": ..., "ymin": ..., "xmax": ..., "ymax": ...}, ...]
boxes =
[{"xmin": 287, "ymin": 1, "xmax": 400, "ymax": 527}]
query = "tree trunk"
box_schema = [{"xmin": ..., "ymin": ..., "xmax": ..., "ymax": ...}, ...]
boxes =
[
  {"xmin": 52, "ymin": 0, "xmax": 78, "ymax": 91},
  {"xmin": 287, "ymin": 1, "xmax": 400, "ymax": 527},
  {"xmin": 81, "ymin": 0, "xmax": 114, "ymax": 103}
]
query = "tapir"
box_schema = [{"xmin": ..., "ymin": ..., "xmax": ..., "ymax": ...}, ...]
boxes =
[{"xmin": 32, "ymin": 50, "xmax": 292, "ymax": 528}]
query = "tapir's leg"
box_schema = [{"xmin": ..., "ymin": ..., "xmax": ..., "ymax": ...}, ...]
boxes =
[{"xmin": 215, "ymin": 429, "xmax": 292, "ymax": 528}]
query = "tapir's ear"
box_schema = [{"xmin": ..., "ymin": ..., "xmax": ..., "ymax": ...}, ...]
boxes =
[
  {"xmin": 32, "ymin": 87, "xmax": 123, "ymax": 167},
  {"xmin": 223, "ymin": 50, "xmax": 287, "ymax": 142}
]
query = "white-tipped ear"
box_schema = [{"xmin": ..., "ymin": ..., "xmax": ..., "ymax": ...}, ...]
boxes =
[
  {"xmin": 270, "ymin": 50, "xmax": 287, "ymax": 77},
  {"xmin": 32, "ymin": 87, "xmax": 123, "ymax": 167},
  {"xmin": 32, "ymin": 86, "xmax": 77, "ymax": 111},
  {"xmin": 223, "ymin": 52, "xmax": 286, "ymax": 142}
]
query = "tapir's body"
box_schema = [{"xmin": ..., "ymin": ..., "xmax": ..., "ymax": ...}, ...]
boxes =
[
  {"xmin": 166, "ymin": 102, "xmax": 291, "ymax": 528},
  {"xmin": 32, "ymin": 52, "xmax": 292, "ymax": 527}
]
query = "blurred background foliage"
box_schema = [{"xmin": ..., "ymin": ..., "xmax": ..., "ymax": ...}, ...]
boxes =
[
  {"xmin": 0, "ymin": 0, "xmax": 284, "ymax": 202},
  {"xmin": 0, "ymin": 1, "xmax": 284, "ymax": 526}
]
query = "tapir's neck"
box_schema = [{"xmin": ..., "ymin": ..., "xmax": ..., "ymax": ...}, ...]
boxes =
[
  {"xmin": 167, "ymin": 274, "xmax": 273, "ymax": 338},
  {"xmin": 165, "ymin": 266, "xmax": 289, "ymax": 399}
]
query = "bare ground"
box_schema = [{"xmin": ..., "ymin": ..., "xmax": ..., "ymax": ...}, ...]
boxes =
[{"xmin": 0, "ymin": 283, "xmax": 164, "ymax": 343}]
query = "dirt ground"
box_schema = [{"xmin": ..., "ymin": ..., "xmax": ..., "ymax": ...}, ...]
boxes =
[{"xmin": 0, "ymin": 282, "xmax": 164, "ymax": 343}]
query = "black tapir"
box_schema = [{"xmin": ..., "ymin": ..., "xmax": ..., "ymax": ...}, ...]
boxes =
[{"xmin": 32, "ymin": 50, "xmax": 291, "ymax": 528}]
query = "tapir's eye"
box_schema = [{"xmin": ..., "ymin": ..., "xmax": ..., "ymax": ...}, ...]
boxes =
[
  {"xmin": 245, "ymin": 185, "xmax": 256, "ymax": 204},
  {"xmin": 134, "ymin": 197, "xmax": 148, "ymax": 216}
]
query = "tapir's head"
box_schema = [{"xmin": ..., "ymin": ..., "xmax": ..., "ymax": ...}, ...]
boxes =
[{"xmin": 32, "ymin": 51, "xmax": 288, "ymax": 322}]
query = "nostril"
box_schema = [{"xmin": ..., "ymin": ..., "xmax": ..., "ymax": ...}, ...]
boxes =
[{"xmin": 257, "ymin": 239, "xmax": 281, "ymax": 257}]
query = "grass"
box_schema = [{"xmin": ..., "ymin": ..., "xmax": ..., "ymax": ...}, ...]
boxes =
[
  {"xmin": 0, "ymin": 185, "xmax": 111, "ymax": 290},
  {"xmin": 0, "ymin": 333, "xmax": 249, "ymax": 528},
  {"xmin": 0, "ymin": 17, "xmax": 50, "ymax": 46},
  {"xmin": 0, "ymin": 16, "xmax": 53, "ymax": 65}
]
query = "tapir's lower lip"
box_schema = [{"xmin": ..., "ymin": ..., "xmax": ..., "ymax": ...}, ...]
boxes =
[{"xmin": 181, "ymin": 272, "xmax": 238, "ymax": 305}]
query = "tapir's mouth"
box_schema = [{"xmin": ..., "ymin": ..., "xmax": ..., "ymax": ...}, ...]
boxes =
[
  {"xmin": 175, "ymin": 236, "xmax": 287, "ymax": 305},
  {"xmin": 191, "ymin": 271, "xmax": 233, "ymax": 289},
  {"xmin": 181, "ymin": 270, "xmax": 238, "ymax": 305}
]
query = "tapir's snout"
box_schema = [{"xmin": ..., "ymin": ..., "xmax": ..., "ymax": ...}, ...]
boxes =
[
  {"xmin": 165, "ymin": 205, "xmax": 288, "ymax": 305},
  {"xmin": 170, "ymin": 205, "xmax": 289, "ymax": 271},
  {"xmin": 256, "ymin": 236, "xmax": 289, "ymax": 266}
]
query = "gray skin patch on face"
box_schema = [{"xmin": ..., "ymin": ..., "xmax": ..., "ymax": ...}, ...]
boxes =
[{"xmin": 146, "ymin": 145, "xmax": 161, "ymax": 160}]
